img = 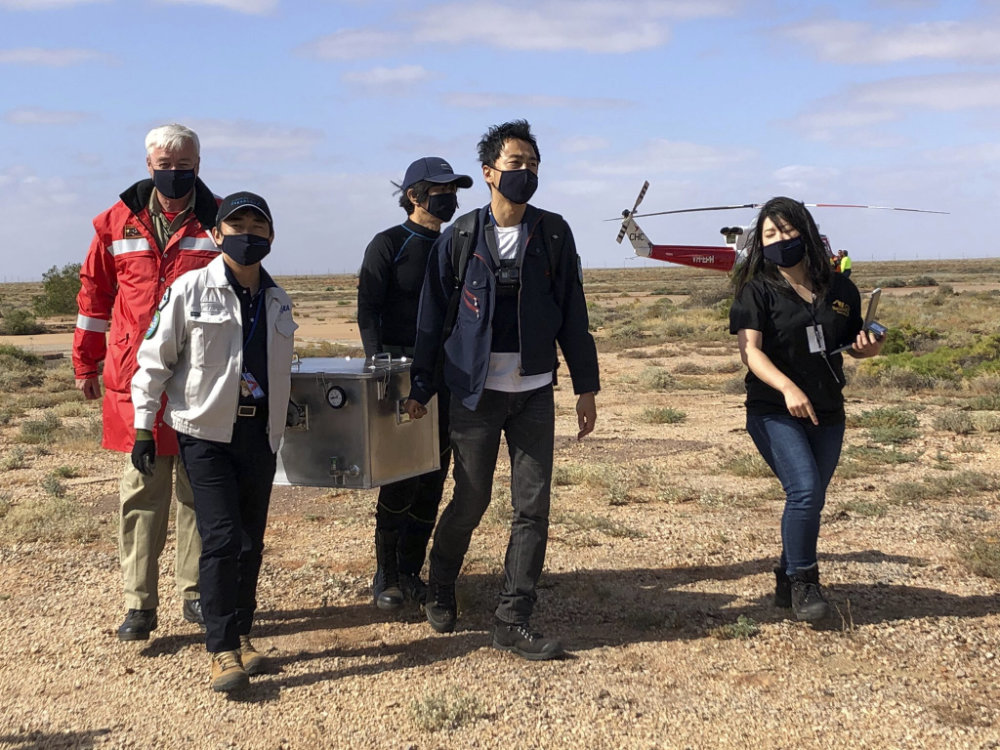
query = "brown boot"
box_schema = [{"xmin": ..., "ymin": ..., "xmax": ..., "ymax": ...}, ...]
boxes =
[
  {"xmin": 238, "ymin": 635, "xmax": 266, "ymax": 676},
  {"xmin": 210, "ymin": 650, "xmax": 249, "ymax": 692}
]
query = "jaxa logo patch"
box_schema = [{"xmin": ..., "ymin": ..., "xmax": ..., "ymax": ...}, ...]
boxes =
[
  {"xmin": 832, "ymin": 300, "xmax": 850, "ymax": 317},
  {"xmin": 157, "ymin": 287, "xmax": 171, "ymax": 311},
  {"xmin": 145, "ymin": 311, "xmax": 160, "ymax": 339},
  {"xmin": 124, "ymin": 225, "xmax": 142, "ymax": 238},
  {"xmin": 279, "ymin": 304, "xmax": 291, "ymax": 313}
]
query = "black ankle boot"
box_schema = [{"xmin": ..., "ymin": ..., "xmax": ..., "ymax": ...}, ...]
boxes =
[
  {"xmin": 773, "ymin": 567, "xmax": 792, "ymax": 609},
  {"xmin": 790, "ymin": 563, "xmax": 829, "ymax": 622},
  {"xmin": 373, "ymin": 530, "xmax": 403, "ymax": 611}
]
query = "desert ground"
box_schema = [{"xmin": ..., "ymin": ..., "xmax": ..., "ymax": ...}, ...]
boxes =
[{"xmin": 0, "ymin": 260, "xmax": 998, "ymax": 750}]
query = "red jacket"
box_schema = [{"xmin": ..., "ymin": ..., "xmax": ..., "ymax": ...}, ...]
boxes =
[{"xmin": 73, "ymin": 178, "xmax": 220, "ymax": 453}]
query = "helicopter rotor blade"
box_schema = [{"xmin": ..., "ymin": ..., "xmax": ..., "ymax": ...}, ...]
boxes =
[
  {"xmin": 610, "ymin": 201, "xmax": 949, "ymax": 221},
  {"xmin": 804, "ymin": 203, "xmax": 949, "ymax": 215},
  {"xmin": 616, "ymin": 180, "xmax": 649, "ymax": 243}
]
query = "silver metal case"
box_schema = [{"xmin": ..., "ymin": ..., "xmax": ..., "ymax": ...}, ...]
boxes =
[{"xmin": 275, "ymin": 356, "xmax": 440, "ymax": 488}]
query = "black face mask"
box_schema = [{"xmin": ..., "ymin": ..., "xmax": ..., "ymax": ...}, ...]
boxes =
[
  {"xmin": 426, "ymin": 193, "xmax": 458, "ymax": 222},
  {"xmin": 152, "ymin": 168, "xmax": 197, "ymax": 200},
  {"xmin": 221, "ymin": 233, "xmax": 271, "ymax": 266},
  {"xmin": 762, "ymin": 236, "xmax": 806, "ymax": 267},
  {"xmin": 495, "ymin": 168, "xmax": 538, "ymax": 204}
]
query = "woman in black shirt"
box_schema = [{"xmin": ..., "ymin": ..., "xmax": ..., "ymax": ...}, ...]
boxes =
[{"xmin": 729, "ymin": 197, "xmax": 883, "ymax": 621}]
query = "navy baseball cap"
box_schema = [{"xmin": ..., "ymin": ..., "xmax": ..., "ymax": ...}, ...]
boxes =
[
  {"xmin": 216, "ymin": 191, "xmax": 273, "ymax": 227},
  {"xmin": 402, "ymin": 157, "xmax": 473, "ymax": 192}
]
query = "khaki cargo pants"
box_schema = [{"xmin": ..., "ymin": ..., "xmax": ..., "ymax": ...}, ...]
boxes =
[{"xmin": 119, "ymin": 455, "xmax": 200, "ymax": 610}]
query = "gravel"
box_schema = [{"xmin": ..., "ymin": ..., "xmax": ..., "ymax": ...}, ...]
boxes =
[{"xmin": 1, "ymin": 349, "xmax": 999, "ymax": 749}]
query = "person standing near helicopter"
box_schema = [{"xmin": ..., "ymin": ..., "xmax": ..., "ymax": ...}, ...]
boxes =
[{"xmin": 729, "ymin": 197, "xmax": 882, "ymax": 622}]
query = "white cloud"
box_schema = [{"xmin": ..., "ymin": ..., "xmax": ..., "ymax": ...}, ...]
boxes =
[
  {"xmin": 922, "ymin": 142, "xmax": 1000, "ymax": 165},
  {"xmin": 549, "ymin": 178, "xmax": 608, "ymax": 196},
  {"xmin": 443, "ymin": 92, "xmax": 630, "ymax": 109},
  {"xmin": 4, "ymin": 107, "xmax": 91, "ymax": 125},
  {"xmin": 154, "ymin": 0, "xmax": 277, "ymax": 12},
  {"xmin": 0, "ymin": 0, "xmax": 108, "ymax": 8},
  {"xmin": 558, "ymin": 135, "xmax": 610, "ymax": 153},
  {"xmin": 414, "ymin": 1, "xmax": 670, "ymax": 53},
  {"xmin": 298, "ymin": 0, "xmax": 741, "ymax": 59},
  {"xmin": 0, "ymin": 47, "xmax": 111, "ymax": 66},
  {"xmin": 186, "ymin": 119, "xmax": 325, "ymax": 161},
  {"xmin": 585, "ymin": 138, "xmax": 755, "ymax": 176},
  {"xmin": 783, "ymin": 19, "xmax": 1000, "ymax": 64},
  {"xmin": 298, "ymin": 29, "xmax": 404, "ymax": 60},
  {"xmin": 856, "ymin": 73, "xmax": 1000, "ymax": 111},
  {"xmin": 341, "ymin": 65, "xmax": 433, "ymax": 87},
  {"xmin": 785, "ymin": 73, "xmax": 1000, "ymax": 144},
  {"xmin": 772, "ymin": 165, "xmax": 841, "ymax": 193}
]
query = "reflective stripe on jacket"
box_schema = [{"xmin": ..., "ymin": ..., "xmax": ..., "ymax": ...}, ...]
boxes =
[
  {"xmin": 131, "ymin": 256, "xmax": 298, "ymax": 454},
  {"xmin": 73, "ymin": 178, "xmax": 220, "ymax": 453}
]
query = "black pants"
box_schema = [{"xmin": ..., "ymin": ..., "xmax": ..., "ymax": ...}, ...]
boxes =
[
  {"xmin": 178, "ymin": 417, "xmax": 275, "ymax": 653},
  {"xmin": 430, "ymin": 385, "xmax": 554, "ymax": 624},
  {"xmin": 375, "ymin": 389, "xmax": 451, "ymax": 575}
]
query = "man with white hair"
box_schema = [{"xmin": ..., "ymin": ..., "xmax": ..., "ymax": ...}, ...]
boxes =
[{"xmin": 74, "ymin": 123, "xmax": 219, "ymax": 641}]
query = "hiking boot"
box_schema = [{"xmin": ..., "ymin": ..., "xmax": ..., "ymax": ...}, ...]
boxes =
[
  {"xmin": 400, "ymin": 572, "xmax": 428, "ymax": 606},
  {"xmin": 182, "ymin": 598, "xmax": 206, "ymax": 629},
  {"xmin": 425, "ymin": 582, "xmax": 457, "ymax": 633},
  {"xmin": 372, "ymin": 568, "xmax": 404, "ymax": 611},
  {"xmin": 790, "ymin": 564, "xmax": 830, "ymax": 622},
  {"xmin": 373, "ymin": 530, "xmax": 403, "ymax": 611},
  {"xmin": 117, "ymin": 609, "xmax": 157, "ymax": 641},
  {"xmin": 773, "ymin": 567, "xmax": 792, "ymax": 609},
  {"xmin": 210, "ymin": 650, "xmax": 249, "ymax": 693},
  {"xmin": 492, "ymin": 619, "xmax": 564, "ymax": 661},
  {"xmin": 238, "ymin": 635, "xmax": 266, "ymax": 676}
]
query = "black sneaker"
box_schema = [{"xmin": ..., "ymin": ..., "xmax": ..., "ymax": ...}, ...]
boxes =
[
  {"xmin": 117, "ymin": 608, "xmax": 158, "ymax": 641},
  {"xmin": 773, "ymin": 567, "xmax": 792, "ymax": 609},
  {"xmin": 790, "ymin": 564, "xmax": 830, "ymax": 622},
  {"xmin": 425, "ymin": 582, "xmax": 457, "ymax": 633},
  {"xmin": 400, "ymin": 572, "xmax": 428, "ymax": 606},
  {"xmin": 492, "ymin": 619, "xmax": 564, "ymax": 661}
]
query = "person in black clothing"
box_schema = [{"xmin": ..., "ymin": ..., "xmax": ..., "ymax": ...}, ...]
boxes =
[
  {"xmin": 357, "ymin": 157, "xmax": 472, "ymax": 611},
  {"xmin": 729, "ymin": 197, "xmax": 883, "ymax": 622},
  {"xmin": 404, "ymin": 120, "xmax": 600, "ymax": 661}
]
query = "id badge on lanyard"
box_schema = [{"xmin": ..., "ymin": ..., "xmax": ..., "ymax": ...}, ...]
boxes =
[
  {"xmin": 240, "ymin": 370, "xmax": 266, "ymax": 400},
  {"xmin": 806, "ymin": 324, "xmax": 826, "ymax": 354}
]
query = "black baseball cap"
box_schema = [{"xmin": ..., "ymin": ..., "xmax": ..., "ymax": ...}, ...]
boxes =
[
  {"xmin": 402, "ymin": 157, "xmax": 473, "ymax": 192},
  {"xmin": 216, "ymin": 191, "xmax": 273, "ymax": 227}
]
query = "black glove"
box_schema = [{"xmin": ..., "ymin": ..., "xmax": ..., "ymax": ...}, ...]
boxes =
[{"xmin": 131, "ymin": 431, "xmax": 156, "ymax": 476}]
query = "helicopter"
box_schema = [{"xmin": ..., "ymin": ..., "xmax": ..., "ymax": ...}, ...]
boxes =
[{"xmin": 615, "ymin": 181, "xmax": 947, "ymax": 272}]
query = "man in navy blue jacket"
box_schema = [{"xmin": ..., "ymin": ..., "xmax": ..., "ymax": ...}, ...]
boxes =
[{"xmin": 405, "ymin": 120, "xmax": 599, "ymax": 660}]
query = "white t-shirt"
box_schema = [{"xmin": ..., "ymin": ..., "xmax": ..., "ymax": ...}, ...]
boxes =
[{"xmin": 484, "ymin": 223, "xmax": 554, "ymax": 393}]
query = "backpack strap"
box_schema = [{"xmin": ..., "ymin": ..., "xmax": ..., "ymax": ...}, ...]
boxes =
[
  {"xmin": 442, "ymin": 209, "xmax": 566, "ymax": 341},
  {"xmin": 537, "ymin": 210, "xmax": 566, "ymax": 297},
  {"xmin": 442, "ymin": 210, "xmax": 479, "ymax": 342}
]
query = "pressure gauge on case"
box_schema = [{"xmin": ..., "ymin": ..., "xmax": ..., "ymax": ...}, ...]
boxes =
[{"xmin": 326, "ymin": 386, "xmax": 347, "ymax": 409}]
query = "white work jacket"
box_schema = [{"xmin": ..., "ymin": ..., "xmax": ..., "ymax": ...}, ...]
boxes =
[{"xmin": 131, "ymin": 255, "xmax": 297, "ymax": 453}]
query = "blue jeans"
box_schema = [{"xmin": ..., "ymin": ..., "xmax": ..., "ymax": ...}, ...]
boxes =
[
  {"xmin": 429, "ymin": 385, "xmax": 554, "ymax": 624},
  {"xmin": 746, "ymin": 414, "xmax": 844, "ymax": 576}
]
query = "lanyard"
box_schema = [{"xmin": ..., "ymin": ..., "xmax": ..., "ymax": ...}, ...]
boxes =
[
  {"xmin": 242, "ymin": 291, "xmax": 265, "ymax": 352},
  {"xmin": 806, "ymin": 298, "xmax": 842, "ymax": 385}
]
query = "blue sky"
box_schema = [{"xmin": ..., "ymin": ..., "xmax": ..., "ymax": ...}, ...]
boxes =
[{"xmin": 0, "ymin": 0, "xmax": 994, "ymax": 281}]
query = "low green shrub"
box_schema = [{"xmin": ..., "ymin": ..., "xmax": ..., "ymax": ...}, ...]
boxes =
[{"xmin": 642, "ymin": 407, "xmax": 686, "ymax": 424}]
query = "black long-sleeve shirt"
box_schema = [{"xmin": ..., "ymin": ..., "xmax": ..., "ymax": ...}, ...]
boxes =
[{"xmin": 357, "ymin": 219, "xmax": 440, "ymax": 357}]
